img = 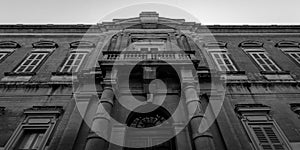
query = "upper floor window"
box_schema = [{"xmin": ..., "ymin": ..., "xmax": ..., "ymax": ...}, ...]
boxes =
[
  {"xmin": 235, "ymin": 104, "xmax": 292, "ymax": 150},
  {"xmin": 205, "ymin": 42, "xmax": 238, "ymax": 72},
  {"xmin": 276, "ymin": 41, "xmax": 300, "ymax": 65},
  {"xmin": 60, "ymin": 52, "xmax": 87, "ymax": 73},
  {"xmin": 13, "ymin": 41, "xmax": 57, "ymax": 73},
  {"xmin": 240, "ymin": 41, "xmax": 281, "ymax": 72},
  {"xmin": 132, "ymin": 42, "xmax": 166, "ymax": 51},
  {"xmin": 58, "ymin": 41, "xmax": 94, "ymax": 73},
  {"xmin": 290, "ymin": 103, "xmax": 300, "ymax": 117},
  {"xmin": 14, "ymin": 52, "xmax": 49, "ymax": 73},
  {"xmin": 4, "ymin": 106, "xmax": 63, "ymax": 150},
  {"xmin": 0, "ymin": 41, "xmax": 20, "ymax": 63}
]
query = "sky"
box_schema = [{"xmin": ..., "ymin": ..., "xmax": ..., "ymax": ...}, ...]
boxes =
[{"xmin": 0, "ymin": 0, "xmax": 300, "ymax": 25}]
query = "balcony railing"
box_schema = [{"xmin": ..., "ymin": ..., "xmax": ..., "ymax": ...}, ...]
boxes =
[{"xmin": 103, "ymin": 53, "xmax": 191, "ymax": 61}]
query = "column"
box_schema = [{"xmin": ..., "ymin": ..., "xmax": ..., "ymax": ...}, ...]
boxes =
[
  {"xmin": 114, "ymin": 33, "xmax": 122, "ymax": 51},
  {"xmin": 181, "ymin": 69, "xmax": 215, "ymax": 150},
  {"xmin": 85, "ymin": 86, "xmax": 114, "ymax": 150}
]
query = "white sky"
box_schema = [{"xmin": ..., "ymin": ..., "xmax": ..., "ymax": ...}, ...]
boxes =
[{"xmin": 1, "ymin": 0, "xmax": 300, "ymax": 25}]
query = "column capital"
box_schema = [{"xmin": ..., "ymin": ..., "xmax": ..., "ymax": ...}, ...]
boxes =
[
  {"xmin": 99, "ymin": 88, "xmax": 115, "ymax": 106},
  {"xmin": 192, "ymin": 132, "xmax": 213, "ymax": 141}
]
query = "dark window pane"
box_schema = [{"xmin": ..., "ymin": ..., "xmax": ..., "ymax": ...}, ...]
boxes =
[
  {"xmin": 29, "ymin": 54, "xmax": 37, "ymax": 59},
  {"xmin": 77, "ymin": 54, "xmax": 84, "ymax": 59},
  {"xmin": 31, "ymin": 60, "xmax": 39, "ymax": 65},
  {"xmin": 66, "ymin": 60, "xmax": 73, "ymax": 65},
  {"xmin": 24, "ymin": 60, "xmax": 31, "ymax": 65},
  {"xmin": 36, "ymin": 54, "xmax": 44, "ymax": 59},
  {"xmin": 25, "ymin": 66, "xmax": 34, "ymax": 72}
]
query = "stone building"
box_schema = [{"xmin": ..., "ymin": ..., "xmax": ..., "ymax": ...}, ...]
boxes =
[{"xmin": 0, "ymin": 12, "xmax": 300, "ymax": 150}]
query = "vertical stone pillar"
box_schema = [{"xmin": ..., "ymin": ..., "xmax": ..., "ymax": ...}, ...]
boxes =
[
  {"xmin": 114, "ymin": 33, "xmax": 122, "ymax": 51},
  {"xmin": 181, "ymin": 69, "xmax": 215, "ymax": 150},
  {"xmin": 85, "ymin": 86, "xmax": 114, "ymax": 150}
]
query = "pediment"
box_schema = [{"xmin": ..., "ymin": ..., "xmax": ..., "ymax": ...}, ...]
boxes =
[
  {"xmin": 32, "ymin": 40, "xmax": 58, "ymax": 49},
  {"xmin": 239, "ymin": 40, "xmax": 264, "ymax": 48},
  {"xmin": 70, "ymin": 41, "xmax": 95, "ymax": 48},
  {"xmin": 0, "ymin": 41, "xmax": 20, "ymax": 49},
  {"xmin": 275, "ymin": 41, "xmax": 299, "ymax": 48},
  {"xmin": 99, "ymin": 12, "xmax": 198, "ymax": 30}
]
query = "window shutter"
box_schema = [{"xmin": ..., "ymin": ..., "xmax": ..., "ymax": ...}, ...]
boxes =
[{"xmin": 248, "ymin": 123, "xmax": 286, "ymax": 150}]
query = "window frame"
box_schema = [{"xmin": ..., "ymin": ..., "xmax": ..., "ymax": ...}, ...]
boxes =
[
  {"xmin": 59, "ymin": 52, "xmax": 87, "ymax": 73},
  {"xmin": 206, "ymin": 48, "xmax": 239, "ymax": 72},
  {"xmin": 14, "ymin": 52, "xmax": 49, "ymax": 73},
  {"xmin": 0, "ymin": 48, "xmax": 16, "ymax": 63},
  {"xmin": 133, "ymin": 42, "xmax": 166, "ymax": 52},
  {"xmin": 4, "ymin": 106, "xmax": 63, "ymax": 150},
  {"xmin": 8, "ymin": 48, "xmax": 55, "ymax": 76},
  {"xmin": 235, "ymin": 104, "xmax": 292, "ymax": 150},
  {"xmin": 241, "ymin": 117, "xmax": 292, "ymax": 150},
  {"xmin": 280, "ymin": 48, "xmax": 300, "ymax": 66},
  {"xmin": 243, "ymin": 48, "xmax": 282, "ymax": 72},
  {"xmin": 55, "ymin": 48, "xmax": 92, "ymax": 75}
]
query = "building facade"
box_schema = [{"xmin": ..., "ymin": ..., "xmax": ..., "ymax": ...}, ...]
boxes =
[{"xmin": 0, "ymin": 12, "xmax": 300, "ymax": 150}]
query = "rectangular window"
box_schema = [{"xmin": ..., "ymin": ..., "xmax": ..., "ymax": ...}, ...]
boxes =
[
  {"xmin": 235, "ymin": 104, "xmax": 292, "ymax": 150},
  {"xmin": 243, "ymin": 120, "xmax": 290, "ymax": 150},
  {"xmin": 14, "ymin": 53, "xmax": 48, "ymax": 73},
  {"xmin": 60, "ymin": 52, "xmax": 87, "ymax": 73},
  {"xmin": 248, "ymin": 52, "xmax": 281, "ymax": 71},
  {"xmin": 0, "ymin": 49, "xmax": 15, "ymax": 63},
  {"xmin": 4, "ymin": 106, "xmax": 63, "ymax": 150},
  {"xmin": 17, "ymin": 129, "xmax": 46, "ymax": 150},
  {"xmin": 211, "ymin": 52, "xmax": 238, "ymax": 71},
  {"xmin": 0, "ymin": 52, "xmax": 7, "ymax": 61},
  {"xmin": 287, "ymin": 52, "xmax": 300, "ymax": 64}
]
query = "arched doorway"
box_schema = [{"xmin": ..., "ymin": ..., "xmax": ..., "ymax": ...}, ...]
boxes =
[{"xmin": 124, "ymin": 105, "xmax": 176, "ymax": 150}]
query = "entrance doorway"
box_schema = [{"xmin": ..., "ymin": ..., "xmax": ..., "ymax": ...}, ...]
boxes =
[{"xmin": 124, "ymin": 105, "xmax": 176, "ymax": 150}]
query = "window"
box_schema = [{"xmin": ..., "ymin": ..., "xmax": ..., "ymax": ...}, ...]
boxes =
[
  {"xmin": 204, "ymin": 41, "xmax": 238, "ymax": 72},
  {"xmin": 133, "ymin": 42, "xmax": 166, "ymax": 51},
  {"xmin": 14, "ymin": 52, "xmax": 48, "ymax": 73},
  {"xmin": 248, "ymin": 51, "xmax": 281, "ymax": 71},
  {"xmin": 287, "ymin": 51, "xmax": 300, "ymax": 64},
  {"xmin": 240, "ymin": 41, "xmax": 282, "ymax": 72},
  {"xmin": 16, "ymin": 129, "xmax": 46, "ymax": 150},
  {"xmin": 235, "ymin": 104, "xmax": 292, "ymax": 150},
  {"xmin": 0, "ymin": 52, "xmax": 7, "ymax": 61},
  {"xmin": 290, "ymin": 103, "xmax": 300, "ymax": 117},
  {"xmin": 12, "ymin": 41, "xmax": 57, "ymax": 74},
  {"xmin": 4, "ymin": 106, "xmax": 63, "ymax": 150},
  {"xmin": 60, "ymin": 52, "xmax": 87, "ymax": 73},
  {"xmin": 0, "ymin": 41, "xmax": 20, "ymax": 63},
  {"xmin": 210, "ymin": 51, "xmax": 238, "ymax": 71},
  {"xmin": 278, "ymin": 47, "xmax": 300, "ymax": 65},
  {"xmin": 54, "ymin": 41, "xmax": 94, "ymax": 74}
]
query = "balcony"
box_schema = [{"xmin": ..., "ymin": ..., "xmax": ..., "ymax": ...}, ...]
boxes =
[{"xmin": 99, "ymin": 51, "xmax": 199, "ymax": 67}]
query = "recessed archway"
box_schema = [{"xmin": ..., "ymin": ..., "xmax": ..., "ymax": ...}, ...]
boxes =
[{"xmin": 125, "ymin": 104, "xmax": 176, "ymax": 150}]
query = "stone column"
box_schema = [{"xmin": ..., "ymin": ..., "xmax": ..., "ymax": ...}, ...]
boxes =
[
  {"xmin": 85, "ymin": 86, "xmax": 114, "ymax": 150},
  {"xmin": 181, "ymin": 69, "xmax": 215, "ymax": 150}
]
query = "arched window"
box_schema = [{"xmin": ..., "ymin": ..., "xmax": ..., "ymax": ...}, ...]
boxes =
[
  {"xmin": 125, "ymin": 105, "xmax": 176, "ymax": 150},
  {"xmin": 126, "ymin": 105, "xmax": 171, "ymax": 128},
  {"xmin": 129, "ymin": 111, "xmax": 168, "ymax": 128}
]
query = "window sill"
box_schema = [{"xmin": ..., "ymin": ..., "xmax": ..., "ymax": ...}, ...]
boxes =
[
  {"xmin": 260, "ymin": 71, "xmax": 290, "ymax": 75},
  {"xmin": 52, "ymin": 72, "xmax": 74, "ymax": 76},
  {"xmin": 221, "ymin": 74, "xmax": 248, "ymax": 81},
  {"xmin": 50, "ymin": 75, "xmax": 77, "ymax": 82},
  {"xmin": 260, "ymin": 71, "xmax": 294, "ymax": 81},
  {"xmin": 1, "ymin": 76, "xmax": 32, "ymax": 82},
  {"xmin": 4, "ymin": 72, "xmax": 36, "ymax": 76},
  {"xmin": 225, "ymin": 71, "xmax": 246, "ymax": 75}
]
